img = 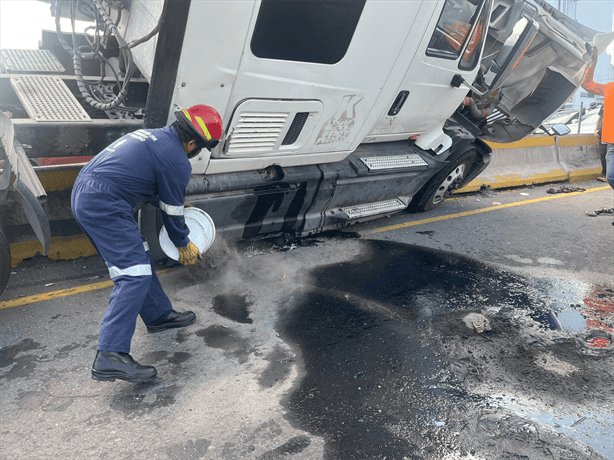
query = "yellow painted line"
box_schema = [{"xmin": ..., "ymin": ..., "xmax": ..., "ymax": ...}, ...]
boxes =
[
  {"xmin": 3, "ymin": 184, "xmax": 610, "ymax": 310},
  {"xmin": 366, "ymin": 185, "xmax": 611, "ymax": 235},
  {"xmin": 1, "ymin": 279, "xmax": 115, "ymax": 310},
  {"xmin": 0, "ymin": 268, "xmax": 174, "ymax": 310}
]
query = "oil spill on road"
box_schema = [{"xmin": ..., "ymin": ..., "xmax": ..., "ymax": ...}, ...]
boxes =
[
  {"xmin": 280, "ymin": 291, "xmax": 449, "ymax": 459},
  {"xmin": 278, "ymin": 239, "xmax": 614, "ymax": 460},
  {"xmin": 109, "ymin": 384, "xmax": 180, "ymax": 417},
  {"xmin": 255, "ymin": 435, "xmax": 311, "ymax": 459},
  {"xmin": 0, "ymin": 338, "xmax": 45, "ymax": 381},
  {"xmin": 258, "ymin": 345, "xmax": 295, "ymax": 389},
  {"xmin": 143, "ymin": 350, "xmax": 194, "ymax": 377},
  {"xmin": 195, "ymin": 325, "xmax": 253, "ymax": 364},
  {"xmin": 213, "ymin": 293, "xmax": 253, "ymax": 324}
]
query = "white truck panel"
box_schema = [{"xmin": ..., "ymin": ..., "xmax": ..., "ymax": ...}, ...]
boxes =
[
  {"xmin": 118, "ymin": 0, "xmax": 163, "ymax": 81},
  {"xmin": 181, "ymin": 0, "xmax": 443, "ymax": 171}
]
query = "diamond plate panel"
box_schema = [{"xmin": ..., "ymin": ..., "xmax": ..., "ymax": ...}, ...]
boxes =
[
  {"xmin": 341, "ymin": 198, "xmax": 406, "ymax": 219},
  {"xmin": 1, "ymin": 49, "xmax": 65, "ymax": 73},
  {"xmin": 11, "ymin": 75, "xmax": 91, "ymax": 122},
  {"xmin": 360, "ymin": 154, "xmax": 428, "ymax": 171}
]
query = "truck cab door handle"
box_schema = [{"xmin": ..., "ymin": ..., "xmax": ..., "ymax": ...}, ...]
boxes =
[{"xmin": 388, "ymin": 91, "xmax": 409, "ymax": 116}]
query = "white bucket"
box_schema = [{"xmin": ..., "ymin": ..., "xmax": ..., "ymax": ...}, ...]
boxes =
[{"xmin": 159, "ymin": 207, "xmax": 216, "ymax": 261}]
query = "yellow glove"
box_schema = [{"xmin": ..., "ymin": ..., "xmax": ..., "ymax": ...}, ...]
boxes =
[{"xmin": 178, "ymin": 241, "xmax": 200, "ymax": 266}]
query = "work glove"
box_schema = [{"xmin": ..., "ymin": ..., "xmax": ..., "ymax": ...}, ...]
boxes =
[
  {"xmin": 585, "ymin": 43, "xmax": 598, "ymax": 65},
  {"xmin": 178, "ymin": 241, "xmax": 201, "ymax": 266}
]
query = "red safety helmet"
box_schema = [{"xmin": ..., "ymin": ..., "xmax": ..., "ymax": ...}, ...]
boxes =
[{"xmin": 174, "ymin": 105, "xmax": 223, "ymax": 153}]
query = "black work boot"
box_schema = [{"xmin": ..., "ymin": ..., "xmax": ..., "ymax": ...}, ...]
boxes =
[
  {"xmin": 92, "ymin": 351, "xmax": 157, "ymax": 383},
  {"xmin": 146, "ymin": 310, "xmax": 196, "ymax": 333}
]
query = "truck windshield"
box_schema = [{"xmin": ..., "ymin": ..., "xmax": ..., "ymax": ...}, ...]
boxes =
[{"xmin": 426, "ymin": 0, "xmax": 485, "ymax": 62}]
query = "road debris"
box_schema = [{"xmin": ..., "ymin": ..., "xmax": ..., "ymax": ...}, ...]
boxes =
[
  {"xmin": 547, "ymin": 186, "xmax": 586, "ymax": 194},
  {"xmin": 584, "ymin": 207, "xmax": 614, "ymax": 217}
]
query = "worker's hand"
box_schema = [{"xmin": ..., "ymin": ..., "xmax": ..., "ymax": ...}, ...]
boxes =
[
  {"xmin": 178, "ymin": 241, "xmax": 201, "ymax": 266},
  {"xmin": 586, "ymin": 43, "xmax": 598, "ymax": 65},
  {"xmin": 184, "ymin": 202, "xmax": 193, "ymax": 208}
]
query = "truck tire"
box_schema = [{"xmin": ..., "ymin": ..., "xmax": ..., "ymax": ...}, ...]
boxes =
[
  {"xmin": 411, "ymin": 148, "xmax": 477, "ymax": 212},
  {"xmin": 0, "ymin": 227, "xmax": 11, "ymax": 296}
]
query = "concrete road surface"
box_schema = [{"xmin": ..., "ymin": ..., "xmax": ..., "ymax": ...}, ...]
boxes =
[{"xmin": 1, "ymin": 180, "xmax": 612, "ymax": 460}]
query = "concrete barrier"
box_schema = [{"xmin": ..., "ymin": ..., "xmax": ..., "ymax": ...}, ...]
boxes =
[
  {"xmin": 557, "ymin": 135, "xmax": 603, "ymax": 183},
  {"xmin": 460, "ymin": 134, "xmax": 602, "ymax": 193}
]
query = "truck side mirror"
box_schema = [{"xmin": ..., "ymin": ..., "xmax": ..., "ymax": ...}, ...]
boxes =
[
  {"xmin": 550, "ymin": 123, "xmax": 571, "ymax": 136},
  {"xmin": 539, "ymin": 123, "xmax": 570, "ymax": 136}
]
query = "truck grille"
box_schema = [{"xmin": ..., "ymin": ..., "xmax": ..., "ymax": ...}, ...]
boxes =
[
  {"xmin": 227, "ymin": 112, "xmax": 289, "ymax": 154},
  {"xmin": 282, "ymin": 112, "xmax": 309, "ymax": 145}
]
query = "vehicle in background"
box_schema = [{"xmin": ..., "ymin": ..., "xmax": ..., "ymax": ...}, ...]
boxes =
[{"xmin": 537, "ymin": 102, "xmax": 603, "ymax": 135}]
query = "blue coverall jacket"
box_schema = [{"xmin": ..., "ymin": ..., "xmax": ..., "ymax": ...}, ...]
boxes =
[{"xmin": 71, "ymin": 127, "xmax": 191, "ymax": 353}]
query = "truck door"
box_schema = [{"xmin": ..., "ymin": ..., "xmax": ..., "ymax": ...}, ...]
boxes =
[
  {"xmin": 367, "ymin": 0, "xmax": 492, "ymax": 142},
  {"xmin": 216, "ymin": 0, "xmax": 428, "ymax": 165}
]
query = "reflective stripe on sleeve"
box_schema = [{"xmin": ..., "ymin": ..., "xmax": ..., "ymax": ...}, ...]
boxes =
[
  {"xmin": 159, "ymin": 200, "xmax": 185, "ymax": 216},
  {"xmin": 107, "ymin": 263, "xmax": 152, "ymax": 279}
]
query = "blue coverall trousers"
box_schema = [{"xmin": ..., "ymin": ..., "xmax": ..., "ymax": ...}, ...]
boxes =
[
  {"xmin": 606, "ymin": 143, "xmax": 614, "ymax": 190},
  {"xmin": 71, "ymin": 176, "xmax": 172, "ymax": 353}
]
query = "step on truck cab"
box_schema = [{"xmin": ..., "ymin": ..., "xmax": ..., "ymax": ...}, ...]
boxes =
[{"xmin": 0, "ymin": 0, "xmax": 609, "ymax": 292}]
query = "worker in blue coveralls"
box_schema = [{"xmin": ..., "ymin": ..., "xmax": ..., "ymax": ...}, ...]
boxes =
[{"xmin": 71, "ymin": 104, "xmax": 223, "ymax": 383}]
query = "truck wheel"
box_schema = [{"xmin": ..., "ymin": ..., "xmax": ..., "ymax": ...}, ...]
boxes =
[
  {"xmin": 411, "ymin": 149, "xmax": 476, "ymax": 212},
  {"xmin": 0, "ymin": 228, "xmax": 11, "ymax": 296}
]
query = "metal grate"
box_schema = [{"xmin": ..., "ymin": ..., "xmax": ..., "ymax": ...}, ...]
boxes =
[
  {"xmin": 341, "ymin": 198, "xmax": 406, "ymax": 219},
  {"xmin": 486, "ymin": 108, "xmax": 507, "ymax": 124},
  {"xmin": 227, "ymin": 112, "xmax": 288, "ymax": 154},
  {"xmin": 282, "ymin": 112, "xmax": 309, "ymax": 145},
  {"xmin": 1, "ymin": 49, "xmax": 65, "ymax": 73},
  {"xmin": 360, "ymin": 154, "xmax": 428, "ymax": 171},
  {"xmin": 11, "ymin": 75, "xmax": 91, "ymax": 122}
]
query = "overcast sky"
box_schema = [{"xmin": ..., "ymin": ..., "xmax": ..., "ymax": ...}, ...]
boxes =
[
  {"xmin": 0, "ymin": 1, "xmax": 55, "ymax": 50},
  {"xmin": 554, "ymin": 0, "xmax": 613, "ymax": 35}
]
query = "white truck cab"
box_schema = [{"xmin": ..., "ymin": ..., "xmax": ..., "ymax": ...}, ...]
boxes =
[{"xmin": 0, "ymin": 0, "xmax": 609, "ymax": 289}]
